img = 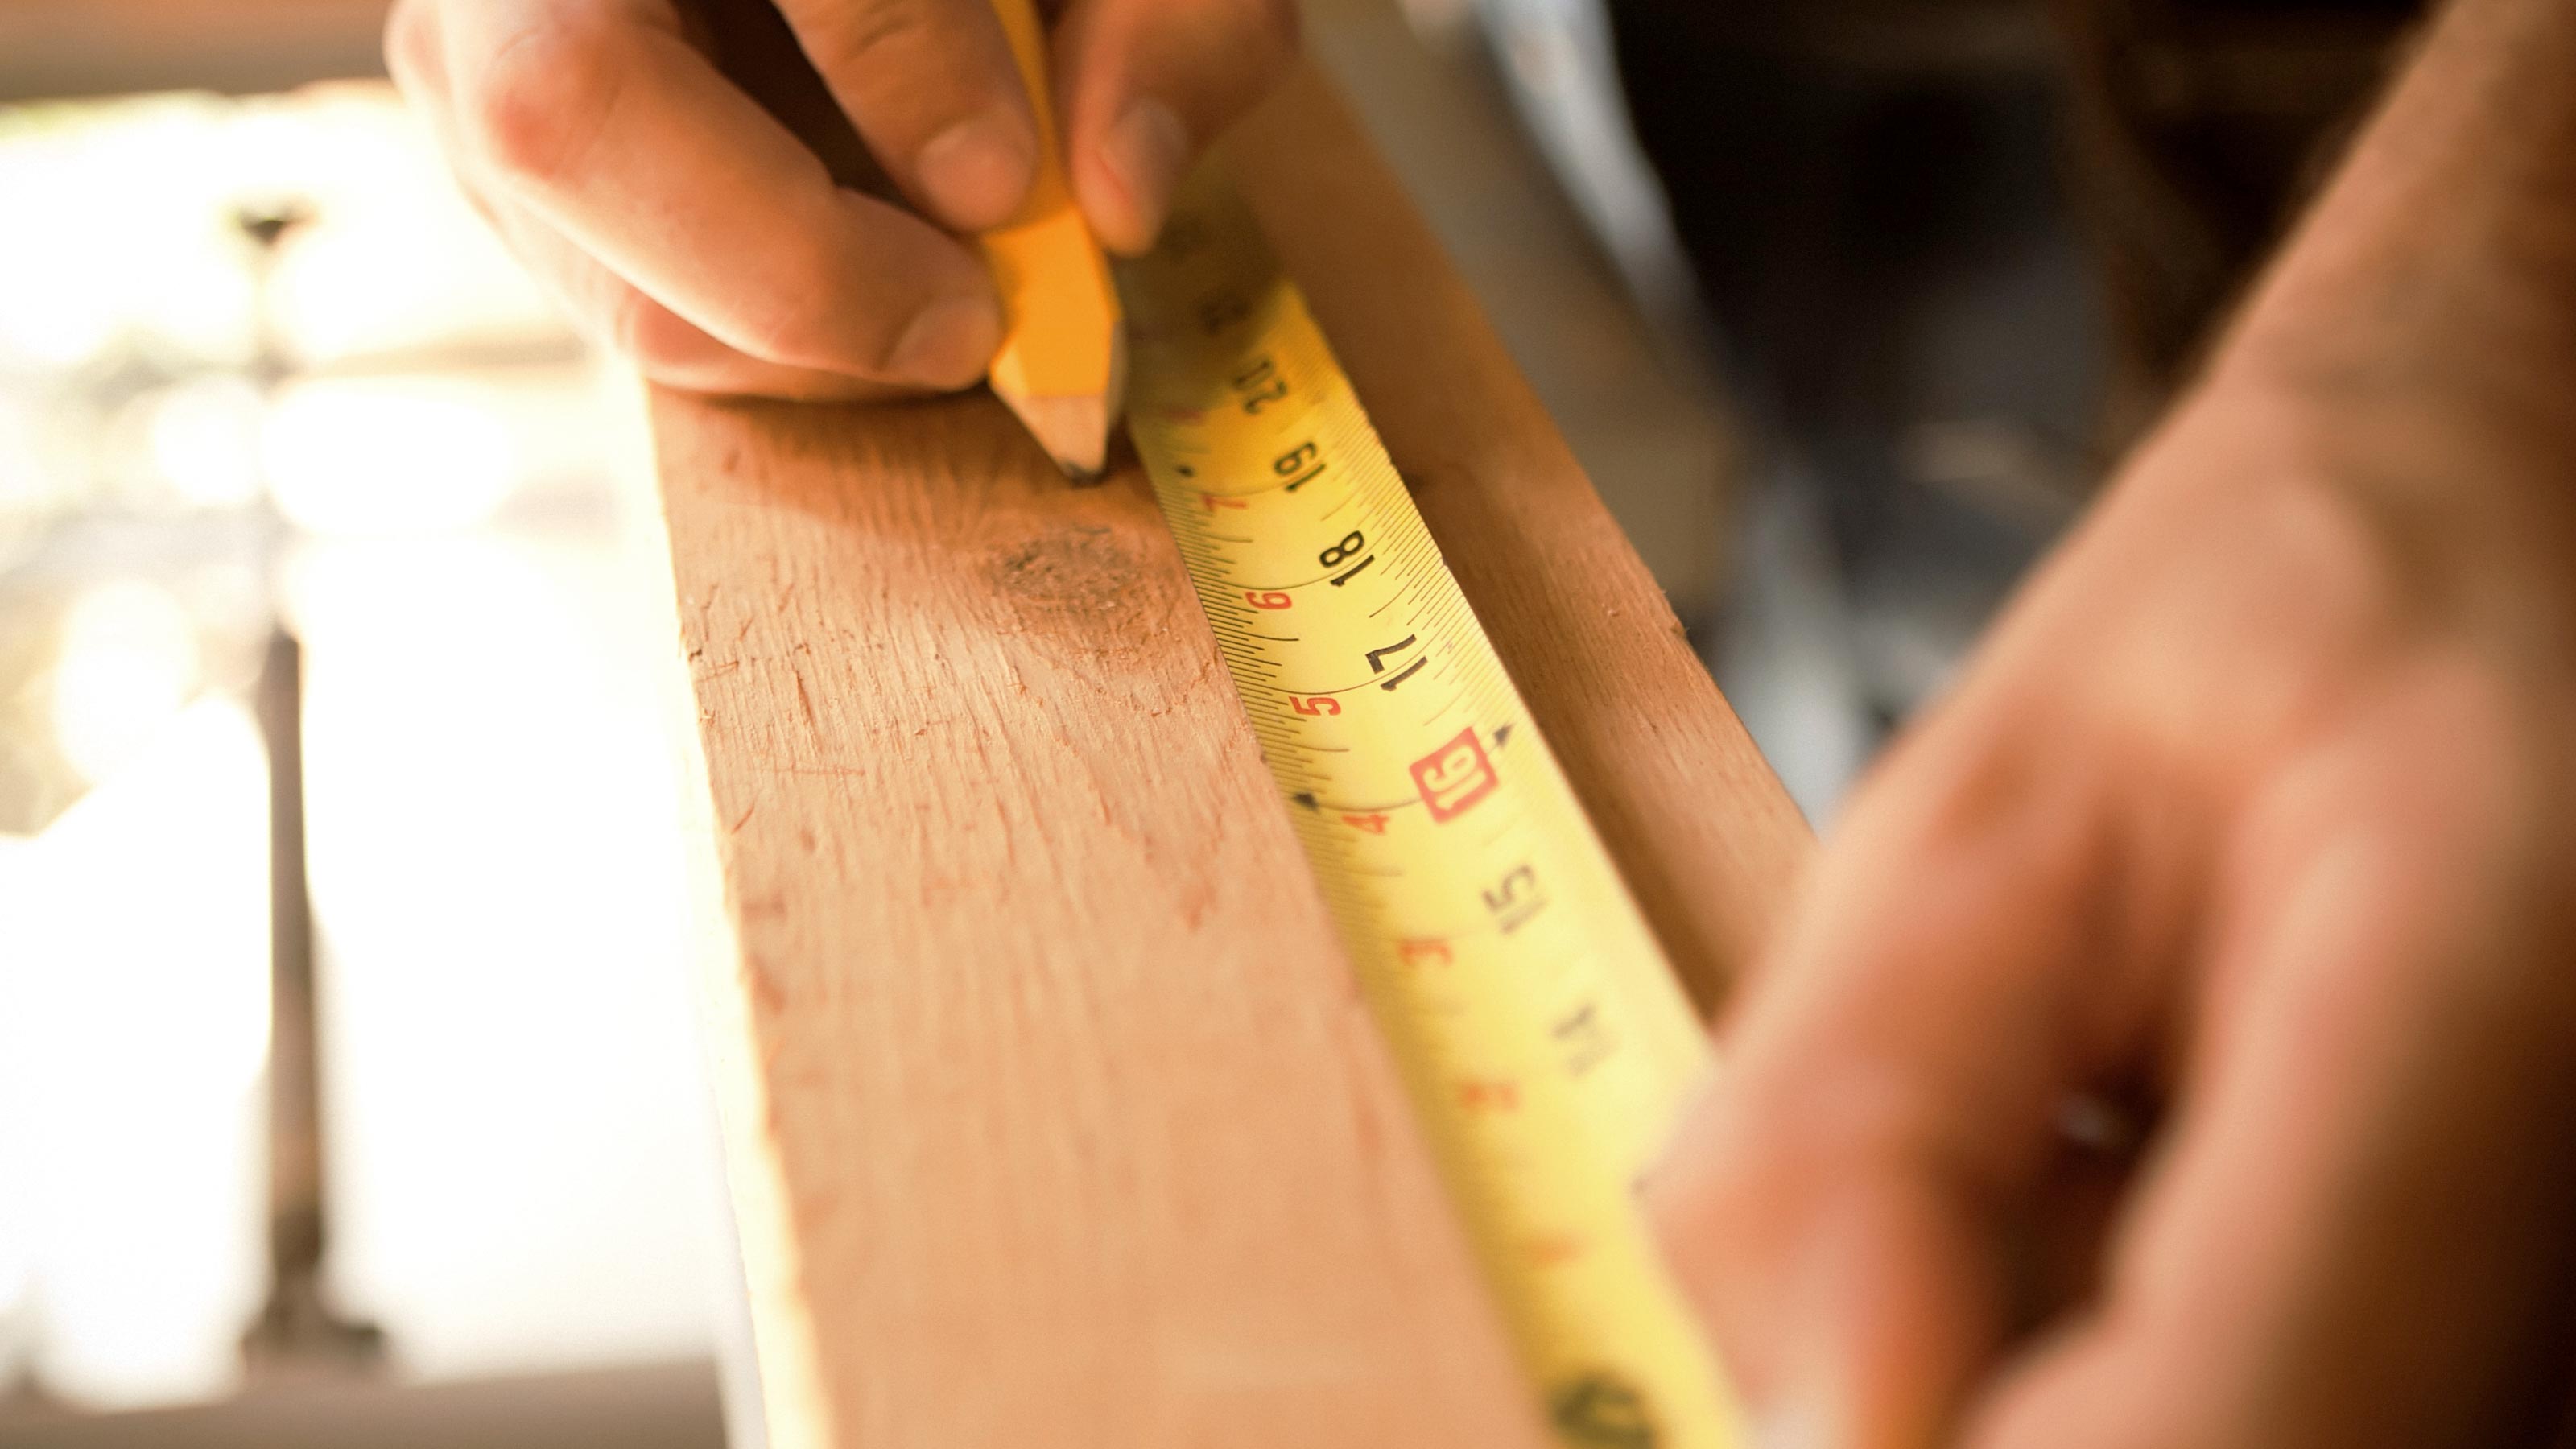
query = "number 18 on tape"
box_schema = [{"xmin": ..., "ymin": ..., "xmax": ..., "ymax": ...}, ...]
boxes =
[{"xmin": 1121, "ymin": 168, "xmax": 1744, "ymax": 1449}]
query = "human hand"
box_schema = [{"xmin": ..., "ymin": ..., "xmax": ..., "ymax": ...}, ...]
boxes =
[
  {"xmin": 1649, "ymin": 379, "xmax": 2576, "ymax": 1447},
  {"xmin": 387, "ymin": 0, "xmax": 1295, "ymax": 398}
]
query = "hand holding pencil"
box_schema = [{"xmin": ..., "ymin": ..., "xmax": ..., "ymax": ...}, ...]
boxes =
[{"xmin": 385, "ymin": 0, "xmax": 1294, "ymax": 405}]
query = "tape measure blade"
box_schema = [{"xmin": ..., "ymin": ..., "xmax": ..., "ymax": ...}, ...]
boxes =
[{"xmin": 1125, "ymin": 163, "xmax": 1741, "ymax": 1449}]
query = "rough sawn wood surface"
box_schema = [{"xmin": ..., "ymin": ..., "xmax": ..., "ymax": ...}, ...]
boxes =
[{"xmin": 652, "ymin": 61, "xmax": 1810, "ymax": 1449}]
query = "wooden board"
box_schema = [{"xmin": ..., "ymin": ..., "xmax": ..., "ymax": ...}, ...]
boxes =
[{"xmin": 650, "ymin": 62, "xmax": 1810, "ymax": 1449}]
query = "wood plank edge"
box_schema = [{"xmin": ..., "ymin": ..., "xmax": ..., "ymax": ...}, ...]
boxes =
[{"xmin": 635, "ymin": 382, "xmax": 837, "ymax": 1449}]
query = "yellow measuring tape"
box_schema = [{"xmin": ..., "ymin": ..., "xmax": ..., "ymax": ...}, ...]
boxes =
[{"xmin": 1121, "ymin": 169, "xmax": 1740, "ymax": 1449}]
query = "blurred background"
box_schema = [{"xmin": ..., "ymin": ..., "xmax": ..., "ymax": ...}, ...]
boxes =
[
  {"xmin": 0, "ymin": 0, "xmax": 2402, "ymax": 1442},
  {"xmin": 0, "ymin": 10, "xmax": 737, "ymax": 1444}
]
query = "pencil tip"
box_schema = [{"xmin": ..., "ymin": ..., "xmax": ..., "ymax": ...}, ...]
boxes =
[
  {"xmin": 990, "ymin": 326, "xmax": 1126, "ymax": 484},
  {"xmin": 995, "ymin": 391, "xmax": 1113, "ymax": 478}
]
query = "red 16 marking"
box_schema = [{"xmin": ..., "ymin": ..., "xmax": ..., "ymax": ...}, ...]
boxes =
[{"xmin": 1410, "ymin": 727, "xmax": 1498, "ymax": 822}]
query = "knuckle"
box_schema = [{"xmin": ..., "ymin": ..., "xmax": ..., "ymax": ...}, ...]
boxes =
[
  {"xmin": 460, "ymin": 17, "xmax": 625, "ymax": 188},
  {"xmin": 757, "ymin": 310, "xmax": 861, "ymax": 374},
  {"xmin": 731, "ymin": 262, "xmax": 857, "ymax": 372},
  {"xmin": 804, "ymin": 0, "xmax": 938, "ymax": 80}
]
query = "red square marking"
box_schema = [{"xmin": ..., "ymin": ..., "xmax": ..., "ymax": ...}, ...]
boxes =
[{"xmin": 1410, "ymin": 727, "xmax": 1498, "ymax": 823}]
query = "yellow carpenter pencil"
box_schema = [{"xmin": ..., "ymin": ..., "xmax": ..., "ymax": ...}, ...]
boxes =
[{"xmin": 980, "ymin": 0, "xmax": 1125, "ymax": 478}]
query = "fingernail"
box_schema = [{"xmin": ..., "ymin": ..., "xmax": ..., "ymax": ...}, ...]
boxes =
[
  {"xmin": 887, "ymin": 294, "xmax": 1003, "ymax": 389},
  {"xmin": 1097, "ymin": 98, "xmax": 1190, "ymax": 242},
  {"xmin": 917, "ymin": 107, "xmax": 1034, "ymax": 231}
]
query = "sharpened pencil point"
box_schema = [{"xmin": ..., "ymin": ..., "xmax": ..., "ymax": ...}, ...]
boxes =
[
  {"xmin": 976, "ymin": 0, "xmax": 1125, "ymax": 488},
  {"xmin": 993, "ymin": 389, "xmax": 1113, "ymax": 478},
  {"xmin": 991, "ymin": 325, "xmax": 1126, "ymax": 484}
]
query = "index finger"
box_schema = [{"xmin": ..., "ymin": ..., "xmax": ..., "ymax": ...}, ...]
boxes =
[
  {"xmin": 439, "ymin": 0, "xmax": 1003, "ymax": 386},
  {"xmin": 770, "ymin": 0, "xmax": 1038, "ymax": 229},
  {"xmin": 1647, "ymin": 716, "xmax": 2149, "ymax": 1447}
]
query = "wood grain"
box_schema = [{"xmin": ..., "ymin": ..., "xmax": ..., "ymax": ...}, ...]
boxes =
[{"xmin": 652, "ymin": 61, "xmax": 1810, "ymax": 1449}]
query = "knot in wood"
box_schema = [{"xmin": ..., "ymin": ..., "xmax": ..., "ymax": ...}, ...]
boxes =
[{"xmin": 983, "ymin": 525, "xmax": 1144, "ymax": 627}]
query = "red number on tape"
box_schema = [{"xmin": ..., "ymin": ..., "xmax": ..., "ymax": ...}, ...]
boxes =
[
  {"xmin": 1397, "ymin": 939, "xmax": 1453, "ymax": 966},
  {"xmin": 1410, "ymin": 727, "xmax": 1498, "ymax": 822}
]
